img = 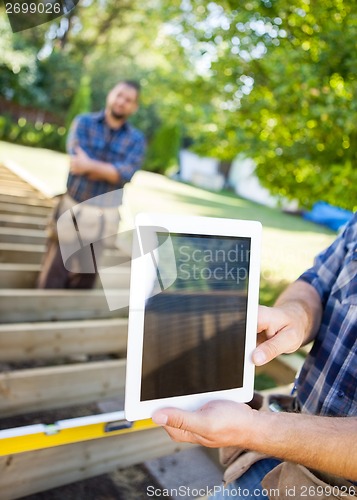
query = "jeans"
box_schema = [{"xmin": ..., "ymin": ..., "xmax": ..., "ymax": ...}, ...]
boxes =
[{"xmin": 211, "ymin": 458, "xmax": 281, "ymax": 499}]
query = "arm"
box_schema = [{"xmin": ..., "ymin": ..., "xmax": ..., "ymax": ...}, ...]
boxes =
[
  {"xmin": 252, "ymin": 280, "xmax": 322, "ymax": 366},
  {"xmin": 69, "ymin": 137, "xmax": 146, "ymax": 185},
  {"xmin": 153, "ymin": 228, "xmax": 357, "ymax": 478},
  {"xmin": 152, "ymin": 402, "xmax": 357, "ymax": 481},
  {"xmin": 69, "ymin": 147, "xmax": 121, "ymax": 185},
  {"xmin": 67, "ymin": 115, "xmax": 146, "ymax": 185}
]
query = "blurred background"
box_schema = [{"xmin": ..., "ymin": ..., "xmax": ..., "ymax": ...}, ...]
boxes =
[{"xmin": 1, "ymin": 0, "xmax": 356, "ymax": 210}]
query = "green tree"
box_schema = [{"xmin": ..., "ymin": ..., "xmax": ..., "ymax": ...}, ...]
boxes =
[
  {"xmin": 154, "ymin": 0, "xmax": 357, "ymax": 210},
  {"xmin": 65, "ymin": 75, "xmax": 91, "ymax": 130},
  {"xmin": 144, "ymin": 123, "xmax": 181, "ymax": 174}
]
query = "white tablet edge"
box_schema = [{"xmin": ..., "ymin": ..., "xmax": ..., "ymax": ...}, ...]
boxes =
[{"xmin": 125, "ymin": 213, "xmax": 262, "ymax": 421}]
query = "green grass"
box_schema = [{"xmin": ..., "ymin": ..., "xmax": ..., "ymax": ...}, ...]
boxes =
[{"xmin": 1, "ymin": 141, "xmax": 336, "ymax": 304}]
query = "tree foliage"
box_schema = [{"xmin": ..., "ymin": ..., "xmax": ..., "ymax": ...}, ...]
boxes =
[
  {"xmin": 153, "ymin": 0, "xmax": 357, "ymax": 209},
  {"xmin": 1, "ymin": 0, "xmax": 356, "ymax": 209}
]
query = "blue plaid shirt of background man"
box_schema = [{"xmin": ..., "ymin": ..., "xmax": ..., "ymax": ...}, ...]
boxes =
[{"xmin": 66, "ymin": 110, "xmax": 146, "ymax": 203}]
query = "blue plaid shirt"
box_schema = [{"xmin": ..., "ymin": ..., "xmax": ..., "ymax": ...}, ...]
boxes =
[
  {"xmin": 297, "ymin": 212, "xmax": 357, "ymax": 417},
  {"xmin": 66, "ymin": 111, "xmax": 146, "ymax": 204}
]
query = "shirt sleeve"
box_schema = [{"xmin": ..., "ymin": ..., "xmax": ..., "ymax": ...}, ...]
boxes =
[
  {"xmin": 298, "ymin": 216, "xmax": 355, "ymax": 306},
  {"xmin": 66, "ymin": 115, "xmax": 88, "ymax": 155},
  {"xmin": 112, "ymin": 134, "xmax": 146, "ymax": 184}
]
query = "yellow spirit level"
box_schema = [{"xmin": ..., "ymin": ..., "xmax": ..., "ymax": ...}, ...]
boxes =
[{"xmin": 0, "ymin": 411, "xmax": 156, "ymax": 456}]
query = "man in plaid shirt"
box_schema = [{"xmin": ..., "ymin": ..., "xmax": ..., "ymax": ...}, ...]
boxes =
[
  {"xmin": 38, "ymin": 80, "xmax": 146, "ymax": 288},
  {"xmin": 152, "ymin": 213, "xmax": 357, "ymax": 496}
]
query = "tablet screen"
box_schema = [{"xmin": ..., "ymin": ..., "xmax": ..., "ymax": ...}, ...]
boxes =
[{"xmin": 140, "ymin": 232, "xmax": 251, "ymax": 402}]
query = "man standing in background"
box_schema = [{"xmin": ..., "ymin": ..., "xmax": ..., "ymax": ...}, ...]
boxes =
[{"xmin": 38, "ymin": 80, "xmax": 146, "ymax": 289}]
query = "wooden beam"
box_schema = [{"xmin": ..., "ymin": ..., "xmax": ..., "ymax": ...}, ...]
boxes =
[
  {"xmin": 0, "ymin": 228, "xmax": 46, "ymax": 246},
  {"xmin": 0, "ymin": 193, "xmax": 53, "ymax": 207},
  {"xmin": 0, "ymin": 178, "xmax": 37, "ymax": 189},
  {"xmin": 0, "ymin": 359, "xmax": 126, "ymax": 417},
  {"xmin": 0, "ymin": 183, "xmax": 38, "ymax": 195},
  {"xmin": 0, "ymin": 202, "xmax": 51, "ymax": 217},
  {"xmin": 0, "ymin": 214, "xmax": 47, "ymax": 230},
  {"xmin": 0, "ymin": 243, "xmax": 48, "ymax": 264},
  {"xmin": 0, "ymin": 243, "xmax": 130, "ymax": 267},
  {"xmin": 0, "ymin": 428, "xmax": 191, "ymax": 500},
  {"xmin": 0, "ymin": 263, "xmax": 130, "ymax": 289},
  {"xmin": 0, "ymin": 188, "xmax": 41, "ymax": 200},
  {"xmin": 0, "ymin": 318, "xmax": 128, "ymax": 361},
  {"xmin": 0, "ymin": 227, "xmax": 134, "ymax": 248},
  {"xmin": 0, "ymin": 351, "xmax": 299, "ymax": 419},
  {"xmin": 0, "ymin": 263, "xmax": 39, "ymax": 288},
  {"xmin": 0, "ymin": 169, "xmax": 19, "ymax": 179},
  {"xmin": 0, "ymin": 290, "xmax": 129, "ymax": 322},
  {"xmin": 255, "ymin": 356, "xmax": 299, "ymax": 385}
]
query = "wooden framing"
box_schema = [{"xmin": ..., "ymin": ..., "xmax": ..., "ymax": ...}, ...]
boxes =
[
  {"xmin": 0, "ymin": 193, "xmax": 53, "ymax": 207},
  {"xmin": 0, "ymin": 178, "xmax": 38, "ymax": 189},
  {"xmin": 0, "ymin": 214, "xmax": 47, "ymax": 230},
  {"xmin": 0, "ymin": 202, "xmax": 51, "ymax": 217},
  {"xmin": 0, "ymin": 318, "xmax": 128, "ymax": 361},
  {"xmin": 0, "ymin": 263, "xmax": 39, "ymax": 288},
  {"xmin": 0, "ymin": 428, "xmax": 191, "ymax": 500},
  {"xmin": 0, "ymin": 164, "xmax": 304, "ymax": 499},
  {"xmin": 255, "ymin": 356, "xmax": 300, "ymax": 386},
  {"xmin": 0, "ymin": 243, "xmax": 47, "ymax": 264},
  {"xmin": 0, "ymin": 360, "xmax": 126, "ymax": 417},
  {"xmin": 0, "ymin": 227, "xmax": 46, "ymax": 245},
  {"xmin": 0, "ymin": 243, "xmax": 130, "ymax": 267},
  {"xmin": 0, "ymin": 289, "xmax": 129, "ymax": 322},
  {"xmin": 0, "ymin": 263, "xmax": 130, "ymax": 289},
  {"xmin": 0, "ymin": 185, "xmax": 40, "ymax": 196}
]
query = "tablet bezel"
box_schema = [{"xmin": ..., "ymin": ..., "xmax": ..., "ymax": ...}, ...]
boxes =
[{"xmin": 125, "ymin": 213, "xmax": 262, "ymax": 421}]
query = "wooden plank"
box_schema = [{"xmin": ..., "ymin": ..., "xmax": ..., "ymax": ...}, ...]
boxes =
[
  {"xmin": 0, "ymin": 180, "xmax": 40, "ymax": 191},
  {"xmin": 0, "ymin": 178, "xmax": 37, "ymax": 189},
  {"xmin": 0, "ymin": 188, "xmax": 41, "ymax": 200},
  {"xmin": 0, "ymin": 428, "xmax": 190, "ymax": 500},
  {"xmin": 0, "ymin": 183, "xmax": 38, "ymax": 194},
  {"xmin": 0, "ymin": 174, "xmax": 25, "ymax": 183},
  {"xmin": 0, "ymin": 243, "xmax": 48, "ymax": 264},
  {"xmin": 0, "ymin": 263, "xmax": 39, "ymax": 288},
  {"xmin": 0, "ymin": 227, "xmax": 46, "ymax": 245},
  {"xmin": 0, "ymin": 227, "xmax": 133, "ymax": 248},
  {"xmin": 0, "ymin": 290, "xmax": 129, "ymax": 322},
  {"xmin": 0, "ymin": 318, "xmax": 128, "ymax": 361},
  {"xmin": 0, "ymin": 243, "xmax": 130, "ymax": 267},
  {"xmin": 256, "ymin": 356, "xmax": 298, "ymax": 385},
  {"xmin": 0, "ymin": 193, "xmax": 53, "ymax": 207},
  {"xmin": 0, "ymin": 263, "xmax": 130, "ymax": 289},
  {"xmin": 0, "ymin": 359, "xmax": 126, "ymax": 417},
  {"xmin": 0, "ymin": 214, "xmax": 47, "ymax": 230},
  {"xmin": 0, "ymin": 202, "xmax": 51, "ymax": 217}
]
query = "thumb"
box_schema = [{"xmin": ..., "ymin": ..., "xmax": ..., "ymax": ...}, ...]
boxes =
[
  {"xmin": 252, "ymin": 328, "xmax": 297, "ymax": 366},
  {"xmin": 152, "ymin": 408, "xmax": 200, "ymax": 432}
]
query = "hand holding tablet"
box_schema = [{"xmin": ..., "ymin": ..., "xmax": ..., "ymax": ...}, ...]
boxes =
[{"xmin": 125, "ymin": 213, "xmax": 262, "ymax": 421}]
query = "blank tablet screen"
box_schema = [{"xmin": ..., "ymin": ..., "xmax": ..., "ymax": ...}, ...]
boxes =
[{"xmin": 140, "ymin": 232, "xmax": 251, "ymax": 402}]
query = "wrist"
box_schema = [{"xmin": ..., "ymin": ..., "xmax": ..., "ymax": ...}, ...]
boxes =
[
  {"xmin": 245, "ymin": 410, "xmax": 281, "ymax": 452},
  {"xmin": 273, "ymin": 280, "xmax": 322, "ymax": 344},
  {"xmin": 86, "ymin": 158, "xmax": 96, "ymax": 174},
  {"xmin": 238, "ymin": 409, "xmax": 267, "ymax": 449}
]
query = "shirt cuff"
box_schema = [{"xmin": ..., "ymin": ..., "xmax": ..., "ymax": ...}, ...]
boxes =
[{"xmin": 297, "ymin": 271, "xmax": 327, "ymax": 306}]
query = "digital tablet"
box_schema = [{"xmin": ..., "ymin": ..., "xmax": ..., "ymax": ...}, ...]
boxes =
[{"xmin": 125, "ymin": 213, "xmax": 262, "ymax": 421}]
